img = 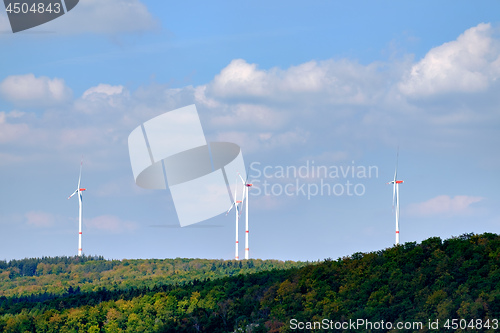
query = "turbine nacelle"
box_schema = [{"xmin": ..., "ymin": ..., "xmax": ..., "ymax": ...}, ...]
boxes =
[{"xmin": 67, "ymin": 188, "xmax": 86, "ymax": 199}]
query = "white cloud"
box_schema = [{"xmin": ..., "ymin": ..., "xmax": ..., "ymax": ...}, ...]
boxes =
[
  {"xmin": 205, "ymin": 58, "xmax": 386, "ymax": 105},
  {"xmin": 194, "ymin": 85, "xmax": 220, "ymax": 108},
  {"xmin": 25, "ymin": 211, "xmax": 55, "ymax": 228},
  {"xmin": 2, "ymin": 22, "xmax": 500, "ymax": 168},
  {"xmin": 208, "ymin": 59, "xmax": 268, "ymax": 98},
  {"xmin": 0, "ymin": 74, "xmax": 72, "ymax": 107},
  {"xmin": 0, "ymin": 111, "xmax": 31, "ymax": 144},
  {"xmin": 85, "ymin": 215, "xmax": 138, "ymax": 233},
  {"xmin": 28, "ymin": 0, "xmax": 159, "ymax": 35},
  {"xmin": 0, "ymin": 0, "xmax": 158, "ymax": 35},
  {"xmin": 77, "ymin": 84, "xmax": 130, "ymax": 115},
  {"xmin": 196, "ymin": 58, "xmax": 393, "ymax": 155},
  {"xmin": 407, "ymin": 195, "xmax": 485, "ymax": 217},
  {"xmin": 82, "ymin": 84, "xmax": 125, "ymax": 99},
  {"xmin": 399, "ymin": 23, "xmax": 500, "ymax": 97}
]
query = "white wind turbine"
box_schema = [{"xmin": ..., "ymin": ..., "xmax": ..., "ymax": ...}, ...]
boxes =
[
  {"xmin": 238, "ymin": 172, "xmax": 253, "ymax": 259},
  {"xmin": 387, "ymin": 151, "xmax": 403, "ymax": 245},
  {"xmin": 68, "ymin": 159, "xmax": 86, "ymax": 256},
  {"xmin": 226, "ymin": 176, "xmax": 243, "ymax": 260}
]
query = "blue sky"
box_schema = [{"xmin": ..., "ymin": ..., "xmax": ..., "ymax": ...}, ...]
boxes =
[{"xmin": 0, "ymin": 0, "xmax": 499, "ymax": 261}]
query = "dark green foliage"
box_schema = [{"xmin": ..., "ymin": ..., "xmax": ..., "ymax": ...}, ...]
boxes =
[{"xmin": 1, "ymin": 233, "xmax": 499, "ymax": 332}]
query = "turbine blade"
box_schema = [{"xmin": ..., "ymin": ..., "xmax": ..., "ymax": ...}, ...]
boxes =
[
  {"xmin": 78, "ymin": 159, "xmax": 83, "ymax": 189},
  {"xmin": 68, "ymin": 189, "xmax": 78, "ymax": 199},
  {"xmin": 241, "ymin": 183, "xmax": 247, "ymax": 203},
  {"xmin": 391, "ymin": 148, "xmax": 399, "ymax": 211},
  {"xmin": 394, "ymin": 147, "xmax": 399, "ymax": 181},
  {"xmin": 232, "ymin": 175, "xmax": 238, "ymax": 203},
  {"xmin": 392, "ymin": 183, "xmax": 396, "ymax": 211},
  {"xmin": 238, "ymin": 172, "xmax": 245, "ymax": 184},
  {"xmin": 225, "ymin": 202, "xmax": 236, "ymax": 215}
]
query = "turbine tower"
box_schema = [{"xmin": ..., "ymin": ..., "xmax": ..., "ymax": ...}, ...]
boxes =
[
  {"xmin": 68, "ymin": 159, "xmax": 86, "ymax": 256},
  {"xmin": 239, "ymin": 173, "xmax": 252, "ymax": 259},
  {"xmin": 226, "ymin": 177, "xmax": 243, "ymax": 260},
  {"xmin": 387, "ymin": 151, "xmax": 403, "ymax": 245}
]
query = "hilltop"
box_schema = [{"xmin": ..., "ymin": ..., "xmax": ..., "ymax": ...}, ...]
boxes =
[
  {"xmin": 0, "ymin": 233, "xmax": 499, "ymax": 332},
  {"xmin": 0, "ymin": 257, "xmax": 305, "ymax": 298}
]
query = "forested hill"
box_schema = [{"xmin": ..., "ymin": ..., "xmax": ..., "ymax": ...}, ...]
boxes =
[
  {"xmin": 1, "ymin": 233, "xmax": 500, "ymax": 332},
  {"xmin": 0, "ymin": 256, "xmax": 305, "ymax": 299}
]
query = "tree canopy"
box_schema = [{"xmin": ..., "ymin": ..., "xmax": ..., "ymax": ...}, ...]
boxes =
[{"xmin": 1, "ymin": 233, "xmax": 499, "ymax": 332}]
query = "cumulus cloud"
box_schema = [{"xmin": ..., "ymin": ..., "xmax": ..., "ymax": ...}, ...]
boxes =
[
  {"xmin": 399, "ymin": 23, "xmax": 500, "ymax": 97},
  {"xmin": 197, "ymin": 58, "xmax": 392, "ymax": 153},
  {"xmin": 204, "ymin": 58, "xmax": 386, "ymax": 105},
  {"xmin": 75, "ymin": 84, "xmax": 130, "ymax": 115},
  {"xmin": 82, "ymin": 84, "xmax": 126, "ymax": 99},
  {"xmin": 3, "ymin": 22, "xmax": 500, "ymax": 167},
  {"xmin": 85, "ymin": 215, "xmax": 138, "ymax": 233},
  {"xmin": 0, "ymin": 81, "xmax": 192, "ymax": 165},
  {"xmin": 21, "ymin": 0, "xmax": 159, "ymax": 35},
  {"xmin": 0, "ymin": 74, "xmax": 72, "ymax": 107},
  {"xmin": 25, "ymin": 211, "xmax": 55, "ymax": 228},
  {"xmin": 407, "ymin": 195, "xmax": 484, "ymax": 217},
  {"xmin": 0, "ymin": 0, "xmax": 158, "ymax": 35},
  {"xmin": 0, "ymin": 111, "xmax": 30, "ymax": 144}
]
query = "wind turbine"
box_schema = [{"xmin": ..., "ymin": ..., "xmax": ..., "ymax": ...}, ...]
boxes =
[
  {"xmin": 387, "ymin": 151, "xmax": 403, "ymax": 245},
  {"xmin": 68, "ymin": 159, "xmax": 86, "ymax": 256},
  {"xmin": 226, "ymin": 176, "xmax": 243, "ymax": 260},
  {"xmin": 238, "ymin": 172, "xmax": 252, "ymax": 259}
]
